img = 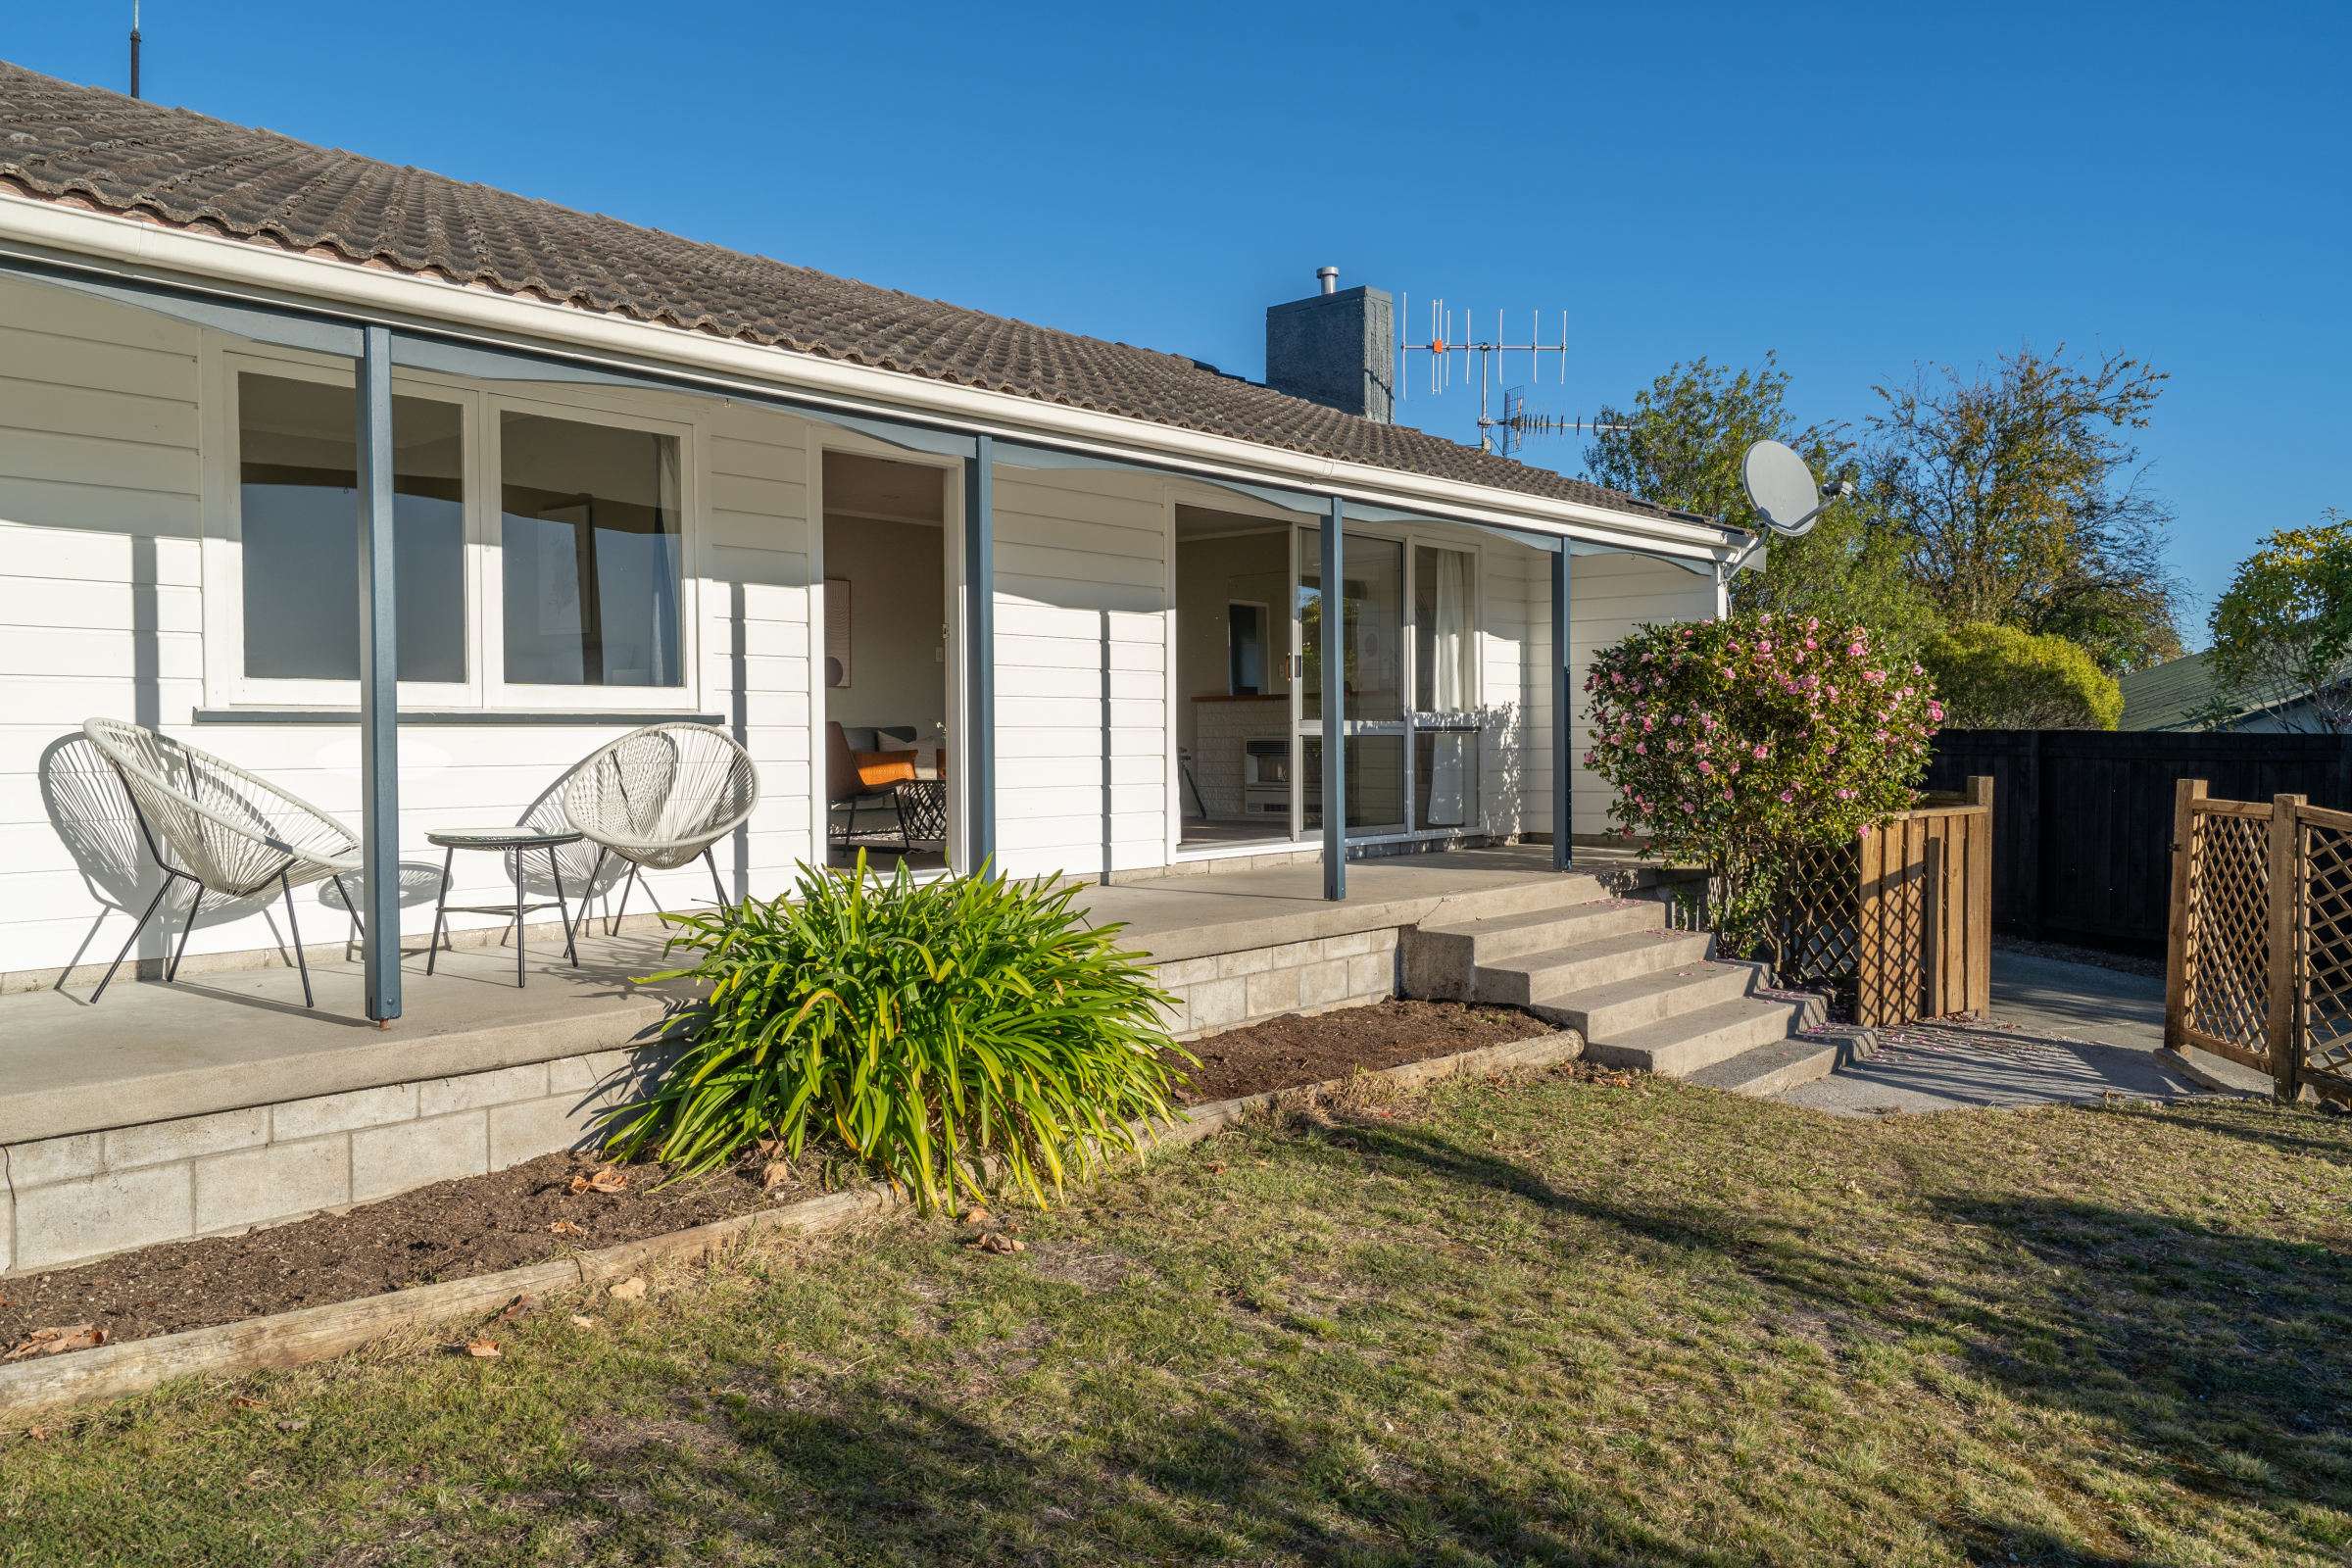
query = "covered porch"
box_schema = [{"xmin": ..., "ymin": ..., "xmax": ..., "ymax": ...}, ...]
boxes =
[
  {"xmin": 0, "ymin": 847, "xmax": 1650, "ymax": 1276},
  {"xmin": 0, "ymin": 248, "xmax": 1738, "ymax": 1027}
]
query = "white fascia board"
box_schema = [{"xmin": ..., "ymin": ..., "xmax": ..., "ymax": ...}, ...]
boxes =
[{"xmin": 0, "ymin": 192, "xmax": 1742, "ymax": 564}]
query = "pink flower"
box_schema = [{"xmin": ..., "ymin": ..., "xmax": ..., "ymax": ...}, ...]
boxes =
[
  {"xmin": 1751, "ymin": 744, "xmax": 1769, "ymax": 760},
  {"xmin": 1635, "ymin": 742, "xmax": 1647, "ymax": 755},
  {"xmin": 1778, "ymin": 789, "xmax": 1794, "ymax": 804},
  {"xmin": 1848, "ymin": 641, "xmax": 1866, "ymax": 657},
  {"xmin": 1698, "ymin": 760, "xmax": 1714, "ymax": 774}
]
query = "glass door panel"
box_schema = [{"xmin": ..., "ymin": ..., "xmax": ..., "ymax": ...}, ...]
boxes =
[
  {"xmin": 1298, "ymin": 527, "xmax": 1407, "ymax": 836},
  {"xmin": 1298, "ymin": 527, "xmax": 1405, "ymax": 723},
  {"xmin": 1302, "ymin": 734, "xmax": 1411, "ymax": 832}
]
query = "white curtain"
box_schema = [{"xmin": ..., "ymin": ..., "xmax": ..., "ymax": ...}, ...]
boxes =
[
  {"xmin": 1430, "ymin": 549, "xmax": 1470, "ymax": 710},
  {"xmin": 1425, "ymin": 548, "xmax": 1471, "ymax": 827}
]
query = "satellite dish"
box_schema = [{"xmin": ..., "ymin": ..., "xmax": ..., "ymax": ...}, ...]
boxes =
[{"xmin": 1740, "ymin": 440, "xmax": 1832, "ymax": 536}]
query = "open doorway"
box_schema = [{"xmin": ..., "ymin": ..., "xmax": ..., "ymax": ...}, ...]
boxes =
[
  {"xmin": 822, "ymin": 451, "xmax": 952, "ymax": 874},
  {"xmin": 1174, "ymin": 505, "xmax": 1296, "ymax": 852}
]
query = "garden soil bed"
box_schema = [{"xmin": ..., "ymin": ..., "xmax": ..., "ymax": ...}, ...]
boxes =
[
  {"xmin": 0, "ymin": 1151, "xmax": 808, "ymax": 1353},
  {"xmin": 1168, "ymin": 999, "xmax": 1551, "ymax": 1103},
  {"xmin": 1, "ymin": 1000, "xmax": 1550, "ymax": 1357}
]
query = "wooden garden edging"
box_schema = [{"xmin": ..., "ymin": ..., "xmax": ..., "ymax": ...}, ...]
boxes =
[
  {"xmin": 2164, "ymin": 779, "xmax": 2352, "ymax": 1105},
  {"xmin": 1767, "ymin": 777, "xmax": 1994, "ymax": 1028},
  {"xmin": 0, "ymin": 1029, "xmax": 1590, "ymax": 1426}
]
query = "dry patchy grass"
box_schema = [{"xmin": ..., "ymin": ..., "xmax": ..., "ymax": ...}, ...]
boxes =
[{"xmin": 2, "ymin": 1073, "xmax": 2348, "ymax": 1566}]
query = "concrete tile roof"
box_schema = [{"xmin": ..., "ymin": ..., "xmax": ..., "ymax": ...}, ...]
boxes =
[{"xmin": 0, "ymin": 61, "xmax": 1720, "ymax": 529}]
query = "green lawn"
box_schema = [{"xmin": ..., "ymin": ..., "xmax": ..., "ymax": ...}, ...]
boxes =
[{"xmin": 4, "ymin": 1070, "xmax": 2350, "ymax": 1567}]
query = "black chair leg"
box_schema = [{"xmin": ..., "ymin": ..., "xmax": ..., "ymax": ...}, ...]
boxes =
[
  {"xmin": 568, "ymin": 847, "xmax": 609, "ymax": 952},
  {"xmin": 610, "ymin": 863, "xmax": 642, "ymax": 936},
  {"xmin": 281, "ymin": 871, "xmax": 314, "ymax": 1009},
  {"xmin": 167, "ymin": 881, "xmax": 200, "ymax": 981},
  {"xmin": 550, "ymin": 847, "xmax": 579, "ymax": 967},
  {"xmin": 512, "ymin": 849, "xmax": 527, "ymax": 988},
  {"xmin": 331, "ymin": 873, "xmax": 363, "ymax": 958},
  {"xmin": 425, "ymin": 845, "xmax": 455, "ymax": 976},
  {"xmin": 91, "ymin": 876, "xmax": 174, "ymax": 1004},
  {"xmin": 705, "ymin": 847, "xmax": 731, "ymax": 920}
]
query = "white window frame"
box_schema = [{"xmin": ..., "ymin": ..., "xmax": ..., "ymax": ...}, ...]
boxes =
[
  {"xmin": 482, "ymin": 391, "xmax": 702, "ymax": 713},
  {"xmin": 202, "ymin": 346, "xmax": 484, "ymax": 710},
  {"xmin": 199, "ymin": 339, "xmax": 705, "ymax": 714}
]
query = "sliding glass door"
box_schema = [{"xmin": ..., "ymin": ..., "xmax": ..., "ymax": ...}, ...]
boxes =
[{"xmin": 1289, "ymin": 528, "xmax": 1483, "ymax": 845}]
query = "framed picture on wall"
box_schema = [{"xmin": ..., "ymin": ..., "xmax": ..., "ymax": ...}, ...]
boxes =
[{"xmin": 824, "ymin": 575, "xmax": 851, "ymax": 688}]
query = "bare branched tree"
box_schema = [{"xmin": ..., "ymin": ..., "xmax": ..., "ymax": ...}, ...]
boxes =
[{"xmin": 1868, "ymin": 346, "xmax": 2183, "ymax": 674}]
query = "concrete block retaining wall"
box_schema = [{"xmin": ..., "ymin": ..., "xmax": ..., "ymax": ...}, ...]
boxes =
[
  {"xmin": 0, "ymin": 1051, "xmax": 656, "ymax": 1276},
  {"xmin": 2, "ymin": 928, "xmax": 1414, "ymax": 1276},
  {"xmin": 1148, "ymin": 927, "xmax": 1400, "ymax": 1040}
]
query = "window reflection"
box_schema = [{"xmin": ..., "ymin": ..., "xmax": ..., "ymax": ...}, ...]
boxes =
[
  {"xmin": 237, "ymin": 372, "xmax": 465, "ymax": 683},
  {"xmin": 500, "ymin": 412, "xmax": 682, "ymax": 687}
]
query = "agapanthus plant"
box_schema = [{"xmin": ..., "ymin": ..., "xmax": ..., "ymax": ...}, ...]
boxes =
[{"xmin": 1583, "ymin": 611, "xmax": 1941, "ymax": 954}]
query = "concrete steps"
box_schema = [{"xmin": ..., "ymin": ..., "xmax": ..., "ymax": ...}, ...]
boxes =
[{"xmin": 1402, "ymin": 893, "xmax": 1825, "ymax": 1095}]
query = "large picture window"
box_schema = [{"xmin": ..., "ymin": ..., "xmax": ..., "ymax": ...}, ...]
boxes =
[
  {"xmin": 218, "ymin": 355, "xmax": 698, "ymax": 710},
  {"xmin": 236, "ymin": 371, "xmax": 466, "ymax": 684}
]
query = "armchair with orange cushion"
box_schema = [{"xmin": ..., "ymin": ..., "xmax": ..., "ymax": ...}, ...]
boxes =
[{"xmin": 827, "ymin": 721, "xmax": 913, "ymax": 852}]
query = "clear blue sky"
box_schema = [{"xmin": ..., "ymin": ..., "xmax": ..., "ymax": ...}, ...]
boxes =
[{"xmin": 15, "ymin": 3, "xmax": 2347, "ymax": 640}]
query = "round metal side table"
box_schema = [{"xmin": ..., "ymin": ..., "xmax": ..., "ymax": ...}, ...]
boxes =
[{"xmin": 423, "ymin": 826, "xmax": 583, "ymax": 987}]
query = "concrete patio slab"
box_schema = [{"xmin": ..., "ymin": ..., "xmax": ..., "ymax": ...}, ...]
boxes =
[
  {"xmin": 0, "ymin": 846, "xmax": 1628, "ymax": 1148},
  {"xmin": 1777, "ymin": 950, "xmax": 2254, "ymax": 1114}
]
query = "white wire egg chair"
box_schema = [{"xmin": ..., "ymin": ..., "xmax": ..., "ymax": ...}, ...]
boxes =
[
  {"xmin": 561, "ymin": 722, "xmax": 760, "ymax": 942},
  {"xmin": 80, "ymin": 717, "xmax": 364, "ymax": 1007}
]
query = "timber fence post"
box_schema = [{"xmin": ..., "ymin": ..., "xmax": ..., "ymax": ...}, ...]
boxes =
[
  {"xmin": 2268, "ymin": 793, "xmax": 2306, "ymax": 1102},
  {"xmin": 2163, "ymin": 778, "xmax": 2206, "ymax": 1056}
]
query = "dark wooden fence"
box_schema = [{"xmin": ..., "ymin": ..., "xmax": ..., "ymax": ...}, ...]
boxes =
[{"xmin": 1924, "ymin": 730, "xmax": 2352, "ymax": 955}]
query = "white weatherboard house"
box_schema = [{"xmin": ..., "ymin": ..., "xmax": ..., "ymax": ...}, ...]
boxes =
[{"xmin": 0, "ymin": 63, "xmax": 1781, "ymax": 1275}]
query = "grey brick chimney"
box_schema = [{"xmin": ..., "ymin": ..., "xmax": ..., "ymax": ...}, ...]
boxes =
[{"xmin": 1265, "ymin": 268, "xmax": 1394, "ymax": 424}]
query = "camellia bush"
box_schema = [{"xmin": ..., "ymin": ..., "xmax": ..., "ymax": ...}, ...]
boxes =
[
  {"xmin": 1584, "ymin": 611, "xmax": 1941, "ymax": 952},
  {"xmin": 605, "ymin": 855, "xmax": 1190, "ymax": 1211}
]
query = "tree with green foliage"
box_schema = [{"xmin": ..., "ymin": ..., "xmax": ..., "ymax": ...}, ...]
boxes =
[
  {"xmin": 1583, "ymin": 356, "xmax": 1938, "ymax": 659},
  {"xmin": 1868, "ymin": 345, "xmax": 2183, "ymax": 674},
  {"xmin": 2206, "ymin": 514, "xmax": 2352, "ymax": 733},
  {"xmin": 1921, "ymin": 622, "xmax": 2121, "ymax": 730}
]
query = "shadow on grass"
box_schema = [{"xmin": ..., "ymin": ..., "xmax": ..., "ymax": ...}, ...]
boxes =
[
  {"xmin": 564, "ymin": 1379, "xmax": 1735, "ymax": 1567},
  {"xmin": 1309, "ymin": 1111, "xmax": 2352, "ymax": 1562}
]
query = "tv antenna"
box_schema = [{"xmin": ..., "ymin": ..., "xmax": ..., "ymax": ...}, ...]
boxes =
[
  {"xmin": 1739, "ymin": 440, "xmax": 1855, "ymax": 537},
  {"xmin": 1397, "ymin": 297, "xmax": 1630, "ymax": 456}
]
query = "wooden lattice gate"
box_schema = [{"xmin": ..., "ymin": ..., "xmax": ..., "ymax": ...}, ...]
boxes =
[
  {"xmin": 2166, "ymin": 779, "xmax": 2352, "ymax": 1103},
  {"xmin": 1765, "ymin": 777, "xmax": 1994, "ymax": 1028}
]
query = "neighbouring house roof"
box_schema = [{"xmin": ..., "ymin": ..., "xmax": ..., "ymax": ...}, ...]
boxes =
[
  {"xmin": 2118, "ymin": 649, "xmax": 2342, "ymax": 732},
  {"xmin": 0, "ymin": 61, "xmax": 1717, "ymax": 531},
  {"xmin": 2117, "ymin": 651, "xmax": 2224, "ymax": 730}
]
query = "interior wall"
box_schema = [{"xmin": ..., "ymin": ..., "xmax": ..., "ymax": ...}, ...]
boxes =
[
  {"xmin": 1172, "ymin": 526, "xmax": 1289, "ymax": 753},
  {"xmin": 820, "ymin": 514, "xmax": 946, "ymax": 737}
]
